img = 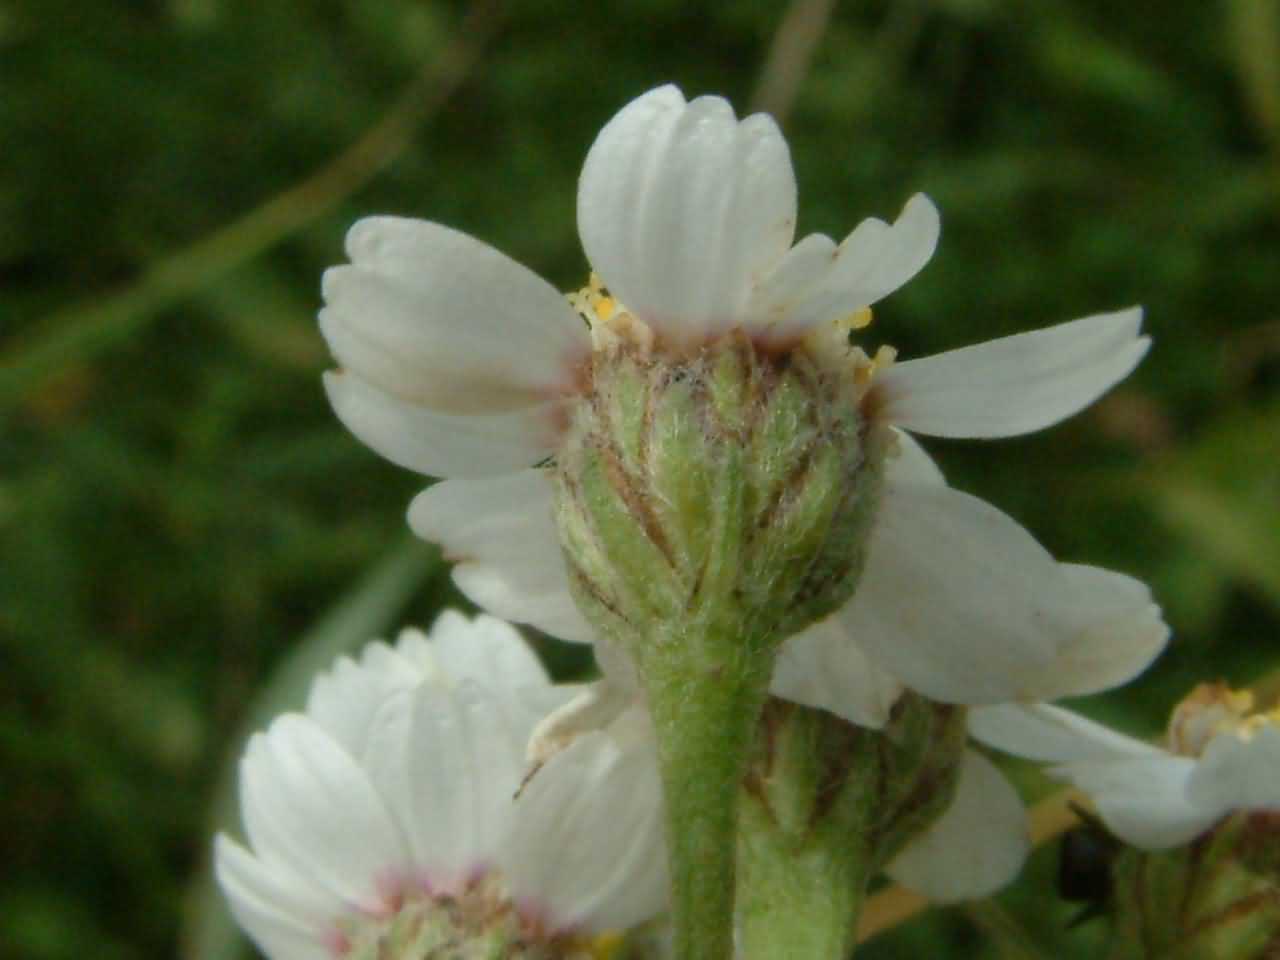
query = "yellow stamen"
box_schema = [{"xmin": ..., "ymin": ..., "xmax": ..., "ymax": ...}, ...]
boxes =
[
  {"xmin": 851, "ymin": 344, "xmax": 897, "ymax": 390},
  {"xmin": 568, "ymin": 273, "xmax": 624, "ymax": 329},
  {"xmin": 1169, "ymin": 682, "xmax": 1280, "ymax": 755},
  {"xmin": 848, "ymin": 306, "xmax": 873, "ymax": 330}
]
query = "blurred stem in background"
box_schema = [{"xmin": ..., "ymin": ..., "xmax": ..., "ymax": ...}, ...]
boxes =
[
  {"xmin": 751, "ymin": 0, "xmax": 837, "ymax": 123},
  {"xmin": 1228, "ymin": 0, "xmax": 1280, "ymax": 158},
  {"xmin": 0, "ymin": 0, "xmax": 502, "ymax": 413}
]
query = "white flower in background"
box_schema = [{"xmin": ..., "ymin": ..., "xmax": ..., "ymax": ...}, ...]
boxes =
[
  {"xmin": 880, "ymin": 745, "xmax": 1031, "ymax": 902},
  {"xmin": 970, "ymin": 683, "xmax": 1280, "ymax": 850},
  {"xmin": 322, "ymin": 82, "xmax": 1162, "ymax": 706},
  {"xmin": 214, "ymin": 612, "xmax": 665, "ymax": 960}
]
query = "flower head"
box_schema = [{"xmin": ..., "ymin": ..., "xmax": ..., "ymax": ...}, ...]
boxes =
[
  {"xmin": 215, "ymin": 612, "xmax": 665, "ymax": 959},
  {"xmin": 322, "ymin": 83, "xmax": 1163, "ymax": 705},
  {"xmin": 970, "ymin": 683, "xmax": 1280, "ymax": 850}
]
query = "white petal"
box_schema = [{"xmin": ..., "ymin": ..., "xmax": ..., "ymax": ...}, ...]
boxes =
[
  {"xmin": 577, "ymin": 85, "xmax": 797, "ymax": 340},
  {"xmin": 886, "ymin": 750, "xmax": 1029, "ymax": 901},
  {"xmin": 1017, "ymin": 564, "xmax": 1169, "ymax": 700},
  {"xmin": 362, "ymin": 683, "xmax": 526, "ymax": 893},
  {"xmin": 384, "ymin": 627, "xmax": 445, "ymax": 683},
  {"xmin": 322, "ymin": 218, "xmax": 588, "ymax": 415},
  {"xmin": 239, "ymin": 716, "xmax": 407, "ymax": 911},
  {"xmin": 408, "ymin": 611, "xmax": 570, "ymax": 742},
  {"xmin": 304, "ymin": 644, "xmax": 423, "ymax": 756},
  {"xmin": 968, "ymin": 703, "xmax": 1162, "ymax": 764},
  {"xmin": 847, "ymin": 481, "xmax": 1165, "ymax": 704},
  {"xmin": 408, "ymin": 471, "xmax": 595, "ymax": 642},
  {"xmin": 748, "ymin": 194, "xmax": 939, "ymax": 340},
  {"xmin": 593, "ymin": 635, "xmax": 640, "ymax": 692},
  {"xmin": 967, "ymin": 714, "xmax": 1206, "ymax": 851},
  {"xmin": 452, "ymin": 565, "xmax": 595, "ymax": 644},
  {"xmin": 770, "ymin": 617, "xmax": 903, "ymax": 729},
  {"xmin": 841, "ymin": 483, "xmax": 1068, "ymax": 704},
  {"xmin": 743, "ymin": 232, "xmax": 835, "ymax": 331},
  {"xmin": 214, "ymin": 835, "xmax": 337, "ymax": 960},
  {"xmin": 875, "ymin": 307, "xmax": 1149, "ymax": 438},
  {"xmin": 1187, "ymin": 725, "xmax": 1280, "ymax": 815},
  {"xmin": 502, "ymin": 724, "xmax": 667, "ymax": 932},
  {"xmin": 324, "ymin": 371, "xmax": 558, "ymax": 478},
  {"xmin": 423, "ymin": 610, "xmax": 551, "ymax": 693},
  {"xmin": 1056, "ymin": 753, "xmax": 1214, "ymax": 850},
  {"xmin": 885, "ymin": 428, "xmax": 946, "ymax": 487},
  {"xmin": 526, "ymin": 676, "xmax": 636, "ymax": 768}
]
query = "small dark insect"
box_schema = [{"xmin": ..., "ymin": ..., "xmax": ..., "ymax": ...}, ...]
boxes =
[{"xmin": 1058, "ymin": 804, "xmax": 1120, "ymax": 928}]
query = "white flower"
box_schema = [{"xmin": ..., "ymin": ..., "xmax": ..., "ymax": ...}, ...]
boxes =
[
  {"xmin": 969, "ymin": 684, "xmax": 1280, "ymax": 850},
  {"xmin": 322, "ymin": 83, "xmax": 1163, "ymax": 706},
  {"xmin": 214, "ymin": 611, "xmax": 665, "ymax": 960}
]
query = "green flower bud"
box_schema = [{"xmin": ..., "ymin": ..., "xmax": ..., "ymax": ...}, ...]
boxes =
[
  {"xmin": 552, "ymin": 300, "xmax": 892, "ymax": 960},
  {"xmin": 736, "ymin": 695, "xmax": 967, "ymax": 957},
  {"xmin": 554, "ymin": 318, "xmax": 888, "ymax": 658},
  {"xmin": 1109, "ymin": 812, "xmax": 1280, "ymax": 959}
]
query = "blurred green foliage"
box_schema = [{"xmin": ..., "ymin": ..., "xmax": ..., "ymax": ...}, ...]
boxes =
[{"xmin": 1, "ymin": 0, "xmax": 1277, "ymax": 957}]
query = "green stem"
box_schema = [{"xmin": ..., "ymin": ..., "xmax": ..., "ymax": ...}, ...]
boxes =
[
  {"xmin": 738, "ymin": 796, "xmax": 872, "ymax": 958},
  {"xmin": 734, "ymin": 698, "xmax": 967, "ymax": 959},
  {"xmin": 736, "ymin": 704, "xmax": 879, "ymax": 960},
  {"xmin": 636, "ymin": 625, "xmax": 774, "ymax": 960}
]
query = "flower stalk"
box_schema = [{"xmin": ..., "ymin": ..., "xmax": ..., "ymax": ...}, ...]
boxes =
[
  {"xmin": 636, "ymin": 622, "xmax": 775, "ymax": 960},
  {"xmin": 736, "ymin": 697, "xmax": 968, "ymax": 960},
  {"xmin": 737, "ymin": 703, "xmax": 876, "ymax": 960},
  {"xmin": 553, "ymin": 327, "xmax": 885, "ymax": 958}
]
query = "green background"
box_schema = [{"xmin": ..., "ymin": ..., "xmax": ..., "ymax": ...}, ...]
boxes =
[{"xmin": 2, "ymin": 0, "xmax": 1278, "ymax": 957}]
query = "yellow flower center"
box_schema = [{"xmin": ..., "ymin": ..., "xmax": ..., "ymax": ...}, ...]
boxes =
[{"xmin": 1168, "ymin": 682, "xmax": 1280, "ymax": 757}]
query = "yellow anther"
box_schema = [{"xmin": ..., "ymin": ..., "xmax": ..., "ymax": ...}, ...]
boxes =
[
  {"xmin": 568, "ymin": 273, "xmax": 626, "ymax": 329},
  {"xmin": 849, "ymin": 306, "xmax": 873, "ymax": 330},
  {"xmin": 1169, "ymin": 682, "xmax": 1280, "ymax": 754},
  {"xmin": 852, "ymin": 344, "xmax": 897, "ymax": 390}
]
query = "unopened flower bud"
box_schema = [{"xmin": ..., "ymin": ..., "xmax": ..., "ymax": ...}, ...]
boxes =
[
  {"xmin": 1110, "ymin": 811, "xmax": 1280, "ymax": 959},
  {"xmin": 554, "ymin": 307, "xmax": 888, "ymax": 656},
  {"xmin": 735, "ymin": 695, "xmax": 968, "ymax": 957}
]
